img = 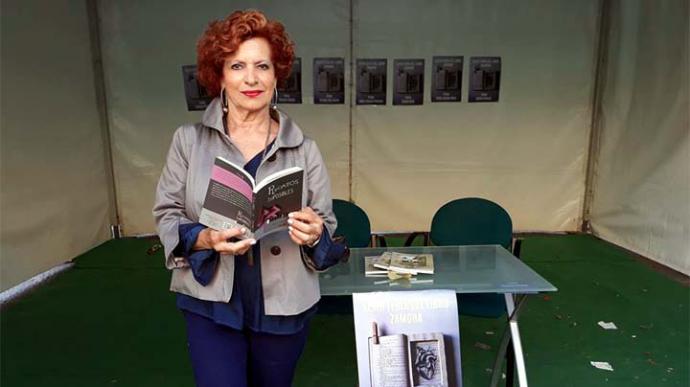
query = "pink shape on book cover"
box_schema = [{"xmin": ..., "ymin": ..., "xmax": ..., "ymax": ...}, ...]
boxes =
[
  {"xmin": 211, "ymin": 165, "xmax": 253, "ymax": 201},
  {"xmin": 256, "ymin": 204, "xmax": 283, "ymax": 228}
]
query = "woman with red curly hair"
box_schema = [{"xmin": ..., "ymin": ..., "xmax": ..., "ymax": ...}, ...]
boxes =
[{"xmin": 153, "ymin": 9, "xmax": 342, "ymax": 387}]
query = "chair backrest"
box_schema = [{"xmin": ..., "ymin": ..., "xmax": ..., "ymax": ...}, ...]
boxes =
[
  {"xmin": 332, "ymin": 199, "xmax": 372, "ymax": 248},
  {"xmin": 430, "ymin": 197, "xmax": 513, "ymax": 249}
]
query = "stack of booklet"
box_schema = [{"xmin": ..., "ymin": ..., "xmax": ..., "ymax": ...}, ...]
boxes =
[{"xmin": 364, "ymin": 252, "xmax": 435, "ymax": 277}]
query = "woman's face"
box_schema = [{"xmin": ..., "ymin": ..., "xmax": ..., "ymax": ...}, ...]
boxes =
[{"xmin": 221, "ymin": 37, "xmax": 277, "ymax": 114}]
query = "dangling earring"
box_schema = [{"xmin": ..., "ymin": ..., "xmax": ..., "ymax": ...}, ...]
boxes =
[
  {"xmin": 220, "ymin": 87, "xmax": 229, "ymax": 113},
  {"xmin": 271, "ymin": 87, "xmax": 278, "ymax": 110}
]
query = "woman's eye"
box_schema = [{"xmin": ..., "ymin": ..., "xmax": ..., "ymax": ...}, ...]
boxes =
[
  {"xmin": 258, "ymin": 64, "xmax": 270, "ymax": 70},
  {"xmin": 230, "ymin": 63, "xmax": 242, "ymax": 70}
]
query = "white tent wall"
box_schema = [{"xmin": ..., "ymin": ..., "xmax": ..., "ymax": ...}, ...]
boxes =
[
  {"xmin": 352, "ymin": 0, "xmax": 600, "ymax": 232},
  {"xmin": 589, "ymin": 0, "xmax": 690, "ymax": 275},
  {"xmin": 0, "ymin": 0, "xmax": 113, "ymax": 291},
  {"xmin": 99, "ymin": 0, "xmax": 600, "ymax": 235},
  {"xmin": 97, "ymin": 0, "xmax": 350, "ymax": 235},
  {"xmin": 2, "ymin": 0, "xmax": 688, "ymax": 290}
]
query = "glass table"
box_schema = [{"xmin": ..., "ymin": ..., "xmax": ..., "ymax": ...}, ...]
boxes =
[{"xmin": 319, "ymin": 245, "xmax": 557, "ymax": 387}]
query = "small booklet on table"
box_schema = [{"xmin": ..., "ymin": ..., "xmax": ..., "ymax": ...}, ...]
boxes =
[
  {"xmin": 365, "ymin": 253, "xmax": 393, "ymax": 277},
  {"xmin": 372, "ymin": 252, "xmax": 435, "ymax": 275},
  {"xmin": 198, "ymin": 156, "xmax": 303, "ymax": 240}
]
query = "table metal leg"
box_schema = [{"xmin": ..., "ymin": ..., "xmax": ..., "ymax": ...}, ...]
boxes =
[
  {"xmin": 488, "ymin": 294, "xmax": 529, "ymax": 387},
  {"xmin": 504, "ymin": 293, "xmax": 528, "ymax": 386}
]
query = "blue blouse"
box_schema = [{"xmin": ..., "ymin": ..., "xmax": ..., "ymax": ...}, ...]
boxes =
[{"xmin": 173, "ymin": 144, "xmax": 338, "ymax": 334}]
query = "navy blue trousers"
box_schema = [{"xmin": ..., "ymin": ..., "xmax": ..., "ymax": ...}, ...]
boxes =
[{"xmin": 182, "ymin": 311, "xmax": 310, "ymax": 387}]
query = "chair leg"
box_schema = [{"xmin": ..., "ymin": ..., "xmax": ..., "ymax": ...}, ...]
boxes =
[
  {"xmin": 490, "ymin": 326, "xmax": 512, "ymax": 387},
  {"xmin": 512, "ymin": 238, "xmax": 523, "ymax": 259},
  {"xmin": 404, "ymin": 232, "xmax": 426, "ymax": 246},
  {"xmin": 376, "ymin": 235, "xmax": 388, "ymax": 247}
]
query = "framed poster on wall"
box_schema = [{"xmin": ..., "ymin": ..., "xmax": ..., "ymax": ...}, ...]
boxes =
[
  {"xmin": 278, "ymin": 57, "xmax": 302, "ymax": 104},
  {"xmin": 181, "ymin": 65, "xmax": 212, "ymax": 111},
  {"xmin": 393, "ymin": 59, "xmax": 424, "ymax": 105},
  {"xmin": 314, "ymin": 57, "xmax": 345, "ymax": 104},
  {"xmin": 356, "ymin": 59, "xmax": 387, "ymax": 105},
  {"xmin": 468, "ymin": 57, "xmax": 501, "ymax": 102},
  {"xmin": 431, "ymin": 56, "xmax": 463, "ymax": 102}
]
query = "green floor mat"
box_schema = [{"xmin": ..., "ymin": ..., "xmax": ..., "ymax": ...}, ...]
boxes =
[{"xmin": 2, "ymin": 235, "xmax": 688, "ymax": 386}]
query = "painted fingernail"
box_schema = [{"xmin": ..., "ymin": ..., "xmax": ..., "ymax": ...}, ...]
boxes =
[
  {"xmin": 288, "ymin": 226, "xmax": 293, "ymax": 232},
  {"xmin": 240, "ymin": 227, "xmax": 246, "ymax": 233},
  {"xmin": 250, "ymin": 239, "xmax": 256, "ymax": 245},
  {"xmin": 287, "ymin": 219, "xmax": 293, "ymax": 225}
]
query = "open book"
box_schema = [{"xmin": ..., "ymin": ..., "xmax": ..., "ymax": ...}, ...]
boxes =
[
  {"xmin": 369, "ymin": 323, "xmax": 449, "ymax": 387},
  {"xmin": 198, "ymin": 156, "xmax": 303, "ymax": 240},
  {"xmin": 373, "ymin": 252, "xmax": 435, "ymax": 275}
]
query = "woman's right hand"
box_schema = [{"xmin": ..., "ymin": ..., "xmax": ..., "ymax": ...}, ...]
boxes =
[{"xmin": 194, "ymin": 227, "xmax": 256, "ymax": 255}]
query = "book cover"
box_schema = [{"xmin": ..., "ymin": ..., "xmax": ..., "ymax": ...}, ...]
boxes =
[
  {"xmin": 366, "ymin": 253, "xmax": 393, "ymax": 276},
  {"xmin": 353, "ymin": 290, "xmax": 462, "ymax": 387},
  {"xmin": 198, "ymin": 156, "xmax": 303, "ymax": 240},
  {"xmin": 388, "ymin": 253, "xmax": 435, "ymax": 275}
]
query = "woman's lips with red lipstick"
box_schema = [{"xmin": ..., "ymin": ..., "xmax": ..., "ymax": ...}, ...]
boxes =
[{"xmin": 241, "ymin": 90, "xmax": 263, "ymax": 98}]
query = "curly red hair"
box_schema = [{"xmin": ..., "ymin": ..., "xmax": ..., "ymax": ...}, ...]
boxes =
[{"xmin": 196, "ymin": 10, "xmax": 295, "ymax": 96}]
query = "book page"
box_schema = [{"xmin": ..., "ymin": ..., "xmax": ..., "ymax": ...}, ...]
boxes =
[
  {"xmin": 253, "ymin": 168, "xmax": 304, "ymax": 239},
  {"xmin": 199, "ymin": 157, "xmax": 255, "ymax": 232},
  {"xmin": 369, "ymin": 334, "xmax": 410, "ymax": 387},
  {"xmin": 254, "ymin": 166, "xmax": 302, "ymax": 193}
]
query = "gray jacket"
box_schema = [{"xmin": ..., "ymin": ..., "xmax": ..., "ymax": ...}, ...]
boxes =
[{"xmin": 152, "ymin": 98, "xmax": 336, "ymax": 315}]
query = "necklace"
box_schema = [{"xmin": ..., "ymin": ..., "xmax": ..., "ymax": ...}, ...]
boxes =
[{"xmin": 259, "ymin": 113, "xmax": 274, "ymax": 165}]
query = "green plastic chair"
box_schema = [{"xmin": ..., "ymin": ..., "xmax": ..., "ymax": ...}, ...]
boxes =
[
  {"xmin": 430, "ymin": 197, "xmax": 520, "ymax": 318},
  {"xmin": 332, "ymin": 199, "xmax": 373, "ymax": 248},
  {"xmin": 429, "ymin": 198, "xmax": 523, "ymax": 386},
  {"xmin": 430, "ymin": 197, "xmax": 513, "ymax": 249},
  {"xmin": 319, "ymin": 199, "xmax": 375, "ymax": 315},
  {"xmin": 404, "ymin": 197, "xmax": 522, "ymax": 385}
]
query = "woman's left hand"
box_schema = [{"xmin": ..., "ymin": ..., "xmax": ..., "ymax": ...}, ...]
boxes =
[{"xmin": 287, "ymin": 207, "xmax": 324, "ymax": 247}]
